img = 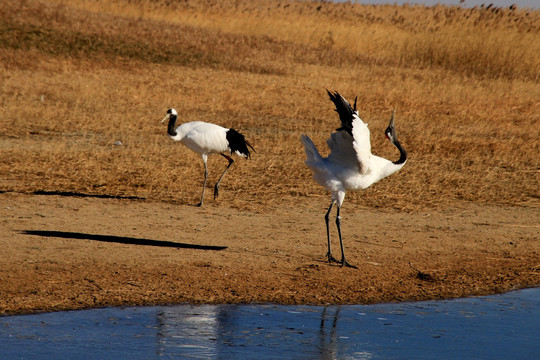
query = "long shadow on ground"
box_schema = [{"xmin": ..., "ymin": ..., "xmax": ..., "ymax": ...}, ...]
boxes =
[
  {"xmin": 31, "ymin": 190, "xmax": 145, "ymax": 200},
  {"xmin": 21, "ymin": 230, "xmax": 227, "ymax": 251}
]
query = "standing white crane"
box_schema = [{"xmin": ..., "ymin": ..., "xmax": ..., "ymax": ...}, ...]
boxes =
[
  {"xmin": 161, "ymin": 108, "xmax": 254, "ymax": 206},
  {"xmin": 300, "ymin": 91, "xmax": 407, "ymax": 268}
]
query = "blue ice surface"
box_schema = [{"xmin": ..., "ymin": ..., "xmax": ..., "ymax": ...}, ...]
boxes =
[{"xmin": 1, "ymin": 287, "xmax": 538, "ymax": 359}]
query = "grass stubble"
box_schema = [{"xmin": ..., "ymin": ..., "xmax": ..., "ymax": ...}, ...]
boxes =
[{"xmin": 1, "ymin": 0, "xmax": 539, "ymax": 212}]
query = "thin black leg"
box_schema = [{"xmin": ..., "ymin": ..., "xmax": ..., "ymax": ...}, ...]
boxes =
[
  {"xmin": 214, "ymin": 154, "xmax": 234, "ymax": 199},
  {"xmin": 325, "ymin": 201, "xmax": 339, "ymax": 263},
  {"xmin": 335, "ymin": 205, "xmax": 357, "ymax": 269},
  {"xmin": 198, "ymin": 156, "xmax": 208, "ymax": 207}
]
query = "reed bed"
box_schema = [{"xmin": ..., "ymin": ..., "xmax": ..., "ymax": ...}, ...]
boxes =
[{"xmin": 1, "ymin": 0, "xmax": 538, "ymax": 212}]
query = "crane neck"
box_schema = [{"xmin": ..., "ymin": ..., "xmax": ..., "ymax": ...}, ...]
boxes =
[
  {"xmin": 392, "ymin": 139, "xmax": 407, "ymax": 166},
  {"xmin": 167, "ymin": 114, "xmax": 178, "ymax": 137}
]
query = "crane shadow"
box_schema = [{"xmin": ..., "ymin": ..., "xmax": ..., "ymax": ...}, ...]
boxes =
[
  {"xmin": 21, "ymin": 230, "xmax": 227, "ymax": 251},
  {"xmin": 31, "ymin": 190, "xmax": 145, "ymax": 200}
]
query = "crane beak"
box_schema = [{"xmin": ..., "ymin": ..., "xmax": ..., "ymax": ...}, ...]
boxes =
[
  {"xmin": 389, "ymin": 109, "xmax": 396, "ymax": 128},
  {"xmin": 161, "ymin": 113, "xmax": 170, "ymax": 123},
  {"xmin": 385, "ymin": 109, "xmax": 397, "ymax": 142}
]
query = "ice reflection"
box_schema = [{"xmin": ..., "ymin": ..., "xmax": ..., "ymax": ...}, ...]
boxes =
[
  {"xmin": 156, "ymin": 305, "xmax": 221, "ymax": 358},
  {"xmin": 318, "ymin": 307, "xmax": 340, "ymax": 359},
  {"xmin": 1, "ymin": 288, "xmax": 538, "ymax": 360},
  {"xmin": 154, "ymin": 305, "xmax": 357, "ymax": 359}
]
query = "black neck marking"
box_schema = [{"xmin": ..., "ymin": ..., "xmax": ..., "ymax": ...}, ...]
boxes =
[
  {"xmin": 393, "ymin": 139, "xmax": 407, "ymax": 165},
  {"xmin": 167, "ymin": 114, "xmax": 178, "ymax": 137}
]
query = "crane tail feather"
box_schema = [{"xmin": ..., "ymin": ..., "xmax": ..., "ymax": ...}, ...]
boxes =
[
  {"xmin": 226, "ymin": 128, "xmax": 253, "ymax": 159},
  {"xmin": 300, "ymin": 135, "xmax": 323, "ymax": 163}
]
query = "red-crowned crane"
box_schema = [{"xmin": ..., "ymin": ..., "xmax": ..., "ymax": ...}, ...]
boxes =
[
  {"xmin": 300, "ymin": 91, "xmax": 407, "ymax": 268},
  {"xmin": 161, "ymin": 108, "xmax": 254, "ymax": 206}
]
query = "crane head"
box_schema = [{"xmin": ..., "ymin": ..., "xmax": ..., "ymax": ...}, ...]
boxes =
[
  {"xmin": 384, "ymin": 109, "xmax": 397, "ymax": 143},
  {"xmin": 161, "ymin": 108, "xmax": 177, "ymax": 123}
]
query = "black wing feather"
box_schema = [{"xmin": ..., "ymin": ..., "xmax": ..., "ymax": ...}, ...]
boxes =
[{"xmin": 326, "ymin": 90, "xmax": 356, "ymax": 136}]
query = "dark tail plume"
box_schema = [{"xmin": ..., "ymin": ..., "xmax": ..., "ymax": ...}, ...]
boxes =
[{"xmin": 226, "ymin": 129, "xmax": 255, "ymax": 158}]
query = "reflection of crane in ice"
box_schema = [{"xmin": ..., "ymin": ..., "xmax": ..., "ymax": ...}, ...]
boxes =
[
  {"xmin": 154, "ymin": 304, "xmax": 375, "ymax": 358},
  {"xmin": 156, "ymin": 305, "xmax": 225, "ymax": 357},
  {"xmin": 319, "ymin": 306, "xmax": 340, "ymax": 359},
  {"xmin": 301, "ymin": 91, "xmax": 407, "ymax": 268},
  {"xmin": 318, "ymin": 306, "xmax": 375, "ymax": 360}
]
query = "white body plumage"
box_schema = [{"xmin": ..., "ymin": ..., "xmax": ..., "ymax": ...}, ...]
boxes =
[
  {"xmin": 168, "ymin": 121, "xmax": 251, "ymax": 158},
  {"xmin": 301, "ymin": 130, "xmax": 404, "ymax": 206}
]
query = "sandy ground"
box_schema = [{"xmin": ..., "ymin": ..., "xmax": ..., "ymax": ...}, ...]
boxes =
[{"xmin": 0, "ymin": 191, "xmax": 538, "ymax": 315}]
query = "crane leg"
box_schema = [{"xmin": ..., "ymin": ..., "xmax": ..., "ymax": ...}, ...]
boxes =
[
  {"xmin": 335, "ymin": 205, "xmax": 358, "ymax": 269},
  {"xmin": 214, "ymin": 154, "xmax": 233, "ymax": 199},
  {"xmin": 198, "ymin": 156, "xmax": 209, "ymax": 207},
  {"xmin": 325, "ymin": 201, "xmax": 339, "ymax": 264}
]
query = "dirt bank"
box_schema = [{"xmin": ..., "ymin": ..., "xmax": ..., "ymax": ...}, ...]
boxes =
[{"xmin": 0, "ymin": 192, "xmax": 538, "ymax": 315}]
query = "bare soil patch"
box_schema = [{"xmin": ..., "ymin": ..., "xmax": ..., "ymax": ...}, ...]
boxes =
[{"xmin": 1, "ymin": 192, "xmax": 538, "ymax": 315}]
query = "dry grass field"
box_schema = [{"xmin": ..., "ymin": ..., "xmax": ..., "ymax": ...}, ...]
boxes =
[{"xmin": 0, "ymin": 0, "xmax": 539, "ymax": 314}]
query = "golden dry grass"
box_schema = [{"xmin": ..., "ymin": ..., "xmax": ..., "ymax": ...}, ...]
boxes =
[{"xmin": 1, "ymin": 0, "xmax": 539, "ymax": 212}]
